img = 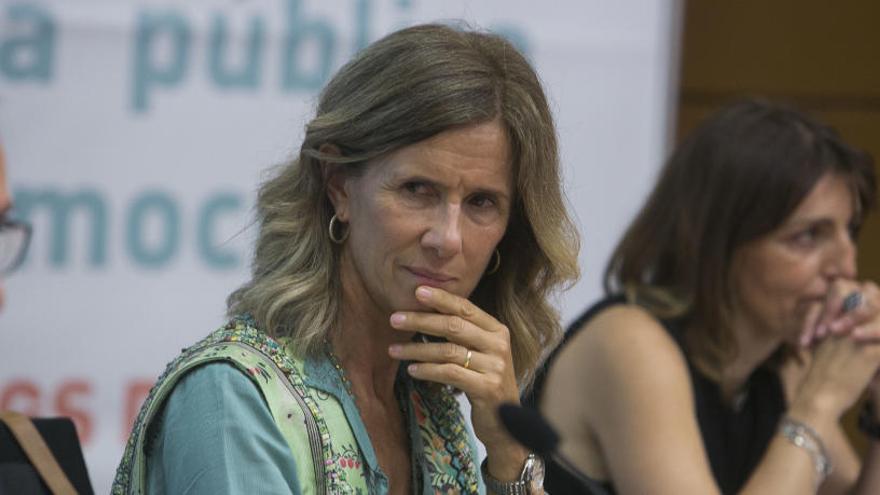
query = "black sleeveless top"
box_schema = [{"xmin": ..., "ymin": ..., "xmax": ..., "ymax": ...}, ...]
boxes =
[{"xmin": 524, "ymin": 297, "xmax": 786, "ymax": 495}]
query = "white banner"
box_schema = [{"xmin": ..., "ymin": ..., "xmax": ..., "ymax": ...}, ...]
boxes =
[{"xmin": 0, "ymin": 0, "xmax": 680, "ymax": 490}]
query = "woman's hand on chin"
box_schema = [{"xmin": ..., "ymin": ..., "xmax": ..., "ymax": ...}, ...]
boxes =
[{"xmin": 387, "ymin": 285, "xmax": 530, "ymax": 477}]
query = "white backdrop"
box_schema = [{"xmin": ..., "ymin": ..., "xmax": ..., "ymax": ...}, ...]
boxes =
[{"xmin": 0, "ymin": 0, "xmax": 681, "ymax": 491}]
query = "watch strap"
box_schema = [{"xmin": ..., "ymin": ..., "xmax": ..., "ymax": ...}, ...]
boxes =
[{"xmin": 481, "ymin": 456, "xmax": 532, "ymax": 495}]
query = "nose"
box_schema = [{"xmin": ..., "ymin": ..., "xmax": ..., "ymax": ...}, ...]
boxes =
[
  {"xmin": 826, "ymin": 232, "xmax": 857, "ymax": 280},
  {"xmin": 421, "ymin": 203, "xmax": 463, "ymax": 259}
]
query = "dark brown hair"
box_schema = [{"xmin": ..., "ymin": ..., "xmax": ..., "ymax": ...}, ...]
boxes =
[{"xmin": 605, "ymin": 98, "xmax": 876, "ymax": 378}]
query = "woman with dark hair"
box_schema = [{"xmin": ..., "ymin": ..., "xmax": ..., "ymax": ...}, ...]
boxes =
[
  {"xmin": 533, "ymin": 99, "xmax": 880, "ymax": 494},
  {"xmin": 114, "ymin": 23, "xmax": 578, "ymax": 494}
]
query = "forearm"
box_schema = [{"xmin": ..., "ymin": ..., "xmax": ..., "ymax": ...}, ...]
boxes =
[
  {"xmin": 850, "ymin": 400, "xmax": 880, "ymax": 495},
  {"xmin": 741, "ymin": 435, "xmax": 827, "ymax": 494},
  {"xmin": 741, "ymin": 400, "xmax": 838, "ymax": 495},
  {"xmin": 850, "ymin": 441, "xmax": 880, "ymax": 494},
  {"xmin": 485, "ymin": 442, "xmax": 530, "ymax": 481}
]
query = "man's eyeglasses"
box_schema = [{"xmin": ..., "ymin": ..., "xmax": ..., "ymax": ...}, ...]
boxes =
[{"xmin": 0, "ymin": 218, "xmax": 32, "ymax": 275}]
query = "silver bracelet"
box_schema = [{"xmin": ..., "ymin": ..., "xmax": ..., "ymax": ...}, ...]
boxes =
[{"xmin": 778, "ymin": 416, "xmax": 833, "ymax": 484}]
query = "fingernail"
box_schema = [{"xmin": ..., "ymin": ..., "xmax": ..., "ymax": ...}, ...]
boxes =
[
  {"xmin": 388, "ymin": 344, "xmax": 402, "ymax": 356},
  {"xmin": 390, "ymin": 313, "xmax": 406, "ymax": 326},
  {"xmin": 416, "ymin": 286, "xmax": 432, "ymax": 298},
  {"xmin": 829, "ymin": 321, "xmax": 844, "ymax": 333},
  {"xmin": 816, "ymin": 324, "xmax": 826, "ymax": 337},
  {"xmin": 407, "ymin": 364, "xmax": 418, "ymax": 374}
]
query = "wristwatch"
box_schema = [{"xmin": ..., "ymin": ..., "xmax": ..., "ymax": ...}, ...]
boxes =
[{"xmin": 481, "ymin": 454, "xmax": 545, "ymax": 495}]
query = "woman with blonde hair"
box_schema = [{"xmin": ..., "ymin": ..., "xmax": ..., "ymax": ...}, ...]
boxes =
[{"xmin": 114, "ymin": 23, "xmax": 578, "ymax": 494}]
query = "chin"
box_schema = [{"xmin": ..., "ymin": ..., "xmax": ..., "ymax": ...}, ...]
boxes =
[
  {"xmin": 779, "ymin": 321, "xmax": 805, "ymax": 346},
  {"xmin": 388, "ymin": 294, "xmax": 429, "ymax": 313}
]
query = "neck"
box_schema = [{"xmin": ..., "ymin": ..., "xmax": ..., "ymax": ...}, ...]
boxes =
[
  {"xmin": 718, "ymin": 314, "xmax": 782, "ymax": 403},
  {"xmin": 330, "ymin": 252, "xmax": 413, "ymax": 404}
]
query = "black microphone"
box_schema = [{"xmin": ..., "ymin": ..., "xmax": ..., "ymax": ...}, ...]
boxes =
[{"xmin": 498, "ymin": 403, "xmax": 611, "ymax": 495}]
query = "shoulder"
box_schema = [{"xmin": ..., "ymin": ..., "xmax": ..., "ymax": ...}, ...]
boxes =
[
  {"xmin": 543, "ymin": 303, "xmax": 695, "ymax": 424},
  {"xmin": 169, "ymin": 362, "xmax": 262, "ymax": 405},
  {"xmin": 147, "ymin": 363, "xmax": 301, "ymax": 493},
  {"xmin": 555, "ymin": 304, "xmax": 689, "ymax": 384},
  {"xmin": 158, "ymin": 363, "xmax": 273, "ymax": 440},
  {"xmin": 541, "ymin": 304, "xmax": 717, "ymax": 493}
]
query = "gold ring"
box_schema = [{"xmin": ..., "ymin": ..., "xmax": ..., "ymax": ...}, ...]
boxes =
[{"xmin": 463, "ymin": 349, "xmax": 473, "ymax": 370}]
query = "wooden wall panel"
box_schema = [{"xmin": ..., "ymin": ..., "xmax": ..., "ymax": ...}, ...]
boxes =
[{"xmin": 680, "ymin": 2, "xmax": 880, "ymax": 98}]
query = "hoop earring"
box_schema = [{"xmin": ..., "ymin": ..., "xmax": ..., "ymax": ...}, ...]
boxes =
[
  {"xmin": 328, "ymin": 214, "xmax": 349, "ymax": 244},
  {"xmin": 487, "ymin": 249, "xmax": 501, "ymax": 275}
]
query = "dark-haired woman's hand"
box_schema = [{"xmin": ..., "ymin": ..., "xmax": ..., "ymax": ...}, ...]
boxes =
[
  {"xmin": 800, "ymin": 280, "xmax": 880, "ymax": 347},
  {"xmin": 388, "ymin": 285, "xmax": 531, "ymax": 482},
  {"xmin": 793, "ymin": 280, "xmax": 880, "ymax": 417},
  {"xmin": 792, "ymin": 317, "xmax": 880, "ymax": 427}
]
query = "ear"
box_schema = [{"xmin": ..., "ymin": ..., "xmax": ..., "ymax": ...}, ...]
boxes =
[{"xmin": 320, "ymin": 144, "xmax": 352, "ymax": 222}]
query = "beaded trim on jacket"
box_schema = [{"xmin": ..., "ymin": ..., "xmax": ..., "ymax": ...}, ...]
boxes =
[{"xmin": 112, "ymin": 315, "xmax": 480, "ymax": 494}]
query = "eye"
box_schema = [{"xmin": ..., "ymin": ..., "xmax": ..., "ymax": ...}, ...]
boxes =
[
  {"xmin": 848, "ymin": 221, "xmax": 862, "ymax": 241},
  {"xmin": 468, "ymin": 193, "xmax": 497, "ymax": 209},
  {"xmin": 789, "ymin": 226, "xmax": 822, "ymax": 248},
  {"xmin": 402, "ymin": 181, "xmax": 432, "ymax": 196}
]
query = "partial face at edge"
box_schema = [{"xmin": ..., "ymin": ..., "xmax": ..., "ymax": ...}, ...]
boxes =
[
  {"xmin": 731, "ymin": 173, "xmax": 859, "ymax": 343},
  {"xmin": 0, "ymin": 143, "xmax": 9, "ymax": 310},
  {"xmin": 0, "ymin": 143, "xmax": 9, "ymax": 214},
  {"xmin": 327, "ymin": 119, "xmax": 513, "ymax": 315}
]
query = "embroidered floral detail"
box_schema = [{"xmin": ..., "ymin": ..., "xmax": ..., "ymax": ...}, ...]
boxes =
[
  {"xmin": 245, "ymin": 361, "xmax": 272, "ymax": 383},
  {"xmin": 113, "ymin": 316, "xmax": 479, "ymax": 494},
  {"xmin": 332, "ymin": 444, "xmax": 363, "ymax": 471},
  {"xmin": 410, "ymin": 383, "xmax": 480, "ymax": 494}
]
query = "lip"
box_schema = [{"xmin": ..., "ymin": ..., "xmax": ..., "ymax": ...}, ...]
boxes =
[{"xmin": 404, "ymin": 266, "xmax": 457, "ymax": 286}]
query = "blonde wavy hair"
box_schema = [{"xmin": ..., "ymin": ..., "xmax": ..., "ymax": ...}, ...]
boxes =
[{"xmin": 228, "ymin": 23, "xmax": 579, "ymax": 386}]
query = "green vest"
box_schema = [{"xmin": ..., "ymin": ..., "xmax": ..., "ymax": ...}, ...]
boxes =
[{"xmin": 112, "ymin": 316, "xmax": 481, "ymax": 494}]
